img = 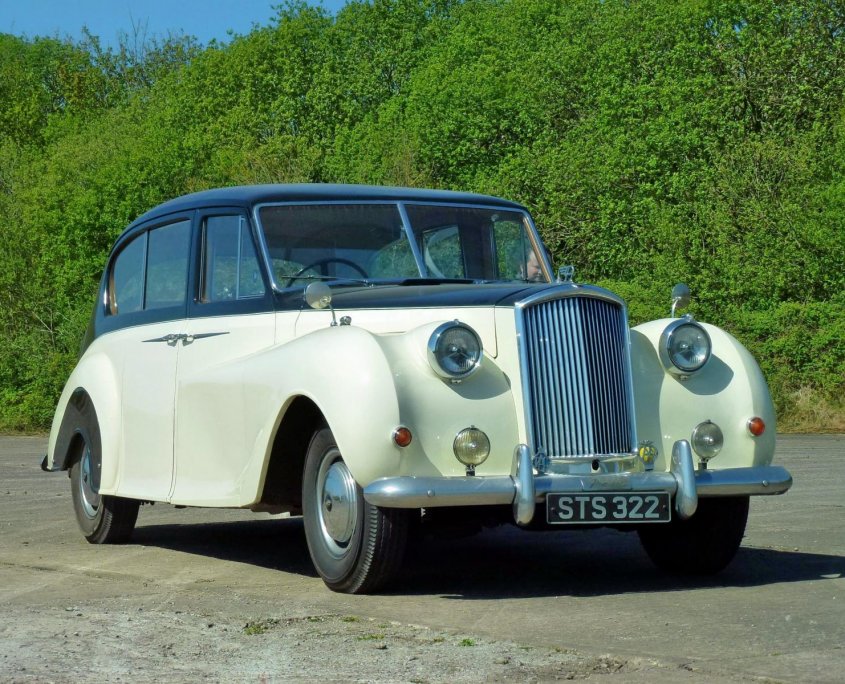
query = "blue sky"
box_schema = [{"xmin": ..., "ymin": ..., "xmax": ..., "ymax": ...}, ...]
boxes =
[{"xmin": 0, "ymin": 0, "xmax": 349, "ymax": 48}]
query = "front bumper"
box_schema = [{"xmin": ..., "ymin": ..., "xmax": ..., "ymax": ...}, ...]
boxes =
[{"xmin": 363, "ymin": 440, "xmax": 793, "ymax": 525}]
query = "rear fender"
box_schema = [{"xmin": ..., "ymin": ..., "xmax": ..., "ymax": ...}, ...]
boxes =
[{"xmin": 47, "ymin": 352, "xmax": 122, "ymax": 492}]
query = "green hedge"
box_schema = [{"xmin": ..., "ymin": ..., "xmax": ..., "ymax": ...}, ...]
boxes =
[{"xmin": 1, "ymin": 0, "xmax": 844, "ymax": 432}]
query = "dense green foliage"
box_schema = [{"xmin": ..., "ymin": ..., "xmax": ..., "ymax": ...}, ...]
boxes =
[{"xmin": 1, "ymin": 0, "xmax": 843, "ymax": 431}]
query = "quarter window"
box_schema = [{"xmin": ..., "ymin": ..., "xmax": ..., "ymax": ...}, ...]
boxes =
[
  {"xmin": 110, "ymin": 233, "xmax": 146, "ymax": 315},
  {"xmin": 201, "ymin": 215, "xmax": 265, "ymax": 303}
]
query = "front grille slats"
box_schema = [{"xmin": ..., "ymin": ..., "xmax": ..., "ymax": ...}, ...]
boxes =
[{"xmin": 518, "ymin": 294, "xmax": 633, "ymax": 459}]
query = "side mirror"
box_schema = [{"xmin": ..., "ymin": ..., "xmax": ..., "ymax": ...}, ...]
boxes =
[
  {"xmin": 304, "ymin": 282, "xmax": 338, "ymax": 326},
  {"xmin": 671, "ymin": 283, "xmax": 691, "ymax": 318},
  {"xmin": 304, "ymin": 282, "xmax": 332, "ymax": 310}
]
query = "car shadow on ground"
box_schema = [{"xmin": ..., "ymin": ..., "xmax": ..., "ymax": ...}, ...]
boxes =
[
  {"xmin": 133, "ymin": 517, "xmax": 319, "ymax": 578},
  {"xmin": 131, "ymin": 517, "xmax": 844, "ymax": 598}
]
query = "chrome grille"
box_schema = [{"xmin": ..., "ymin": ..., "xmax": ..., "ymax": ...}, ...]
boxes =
[{"xmin": 517, "ymin": 293, "xmax": 634, "ymax": 459}]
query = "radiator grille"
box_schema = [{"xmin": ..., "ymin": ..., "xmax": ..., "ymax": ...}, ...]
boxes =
[{"xmin": 518, "ymin": 295, "xmax": 634, "ymax": 459}]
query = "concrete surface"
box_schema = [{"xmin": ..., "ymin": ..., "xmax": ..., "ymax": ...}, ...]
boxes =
[{"xmin": 1, "ymin": 434, "xmax": 843, "ymax": 682}]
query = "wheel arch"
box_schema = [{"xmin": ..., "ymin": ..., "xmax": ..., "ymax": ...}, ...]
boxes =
[
  {"xmin": 52, "ymin": 389, "xmax": 102, "ymax": 475},
  {"xmin": 257, "ymin": 395, "xmax": 325, "ymax": 513}
]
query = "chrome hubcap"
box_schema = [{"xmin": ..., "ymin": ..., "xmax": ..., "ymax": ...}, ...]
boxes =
[
  {"xmin": 316, "ymin": 448, "xmax": 358, "ymax": 558},
  {"xmin": 79, "ymin": 443, "xmax": 100, "ymax": 518}
]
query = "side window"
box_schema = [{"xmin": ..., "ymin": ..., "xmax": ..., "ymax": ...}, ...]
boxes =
[
  {"xmin": 201, "ymin": 215, "xmax": 265, "ymax": 303},
  {"xmin": 110, "ymin": 233, "xmax": 146, "ymax": 315},
  {"xmin": 145, "ymin": 220, "xmax": 192, "ymax": 310}
]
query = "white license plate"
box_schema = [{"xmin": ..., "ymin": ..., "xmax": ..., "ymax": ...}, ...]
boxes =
[{"xmin": 546, "ymin": 492, "xmax": 671, "ymax": 524}]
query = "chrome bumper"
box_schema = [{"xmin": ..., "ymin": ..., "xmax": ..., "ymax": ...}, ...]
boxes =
[{"xmin": 363, "ymin": 440, "xmax": 793, "ymax": 525}]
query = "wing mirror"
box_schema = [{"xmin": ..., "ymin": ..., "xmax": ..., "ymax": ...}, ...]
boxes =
[
  {"xmin": 304, "ymin": 282, "xmax": 338, "ymax": 326},
  {"xmin": 670, "ymin": 283, "xmax": 691, "ymax": 318}
]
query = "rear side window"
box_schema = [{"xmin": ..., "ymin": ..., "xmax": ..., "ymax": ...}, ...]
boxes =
[
  {"xmin": 145, "ymin": 221, "xmax": 191, "ymax": 309},
  {"xmin": 109, "ymin": 219, "xmax": 191, "ymax": 315}
]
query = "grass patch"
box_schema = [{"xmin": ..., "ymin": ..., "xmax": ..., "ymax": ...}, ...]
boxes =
[{"xmin": 243, "ymin": 618, "xmax": 279, "ymax": 635}]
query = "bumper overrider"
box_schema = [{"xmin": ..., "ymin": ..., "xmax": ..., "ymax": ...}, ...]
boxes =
[{"xmin": 363, "ymin": 440, "xmax": 793, "ymax": 525}]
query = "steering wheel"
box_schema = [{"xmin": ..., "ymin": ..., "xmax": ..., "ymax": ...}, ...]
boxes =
[{"xmin": 285, "ymin": 257, "xmax": 368, "ymax": 288}]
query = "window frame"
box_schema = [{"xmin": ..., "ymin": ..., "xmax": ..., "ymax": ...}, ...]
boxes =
[
  {"xmin": 99, "ymin": 211, "xmax": 196, "ymax": 335},
  {"xmin": 187, "ymin": 209, "xmax": 273, "ymax": 319}
]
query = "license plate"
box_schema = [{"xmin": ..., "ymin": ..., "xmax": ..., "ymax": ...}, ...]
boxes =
[{"xmin": 546, "ymin": 492, "xmax": 671, "ymax": 524}]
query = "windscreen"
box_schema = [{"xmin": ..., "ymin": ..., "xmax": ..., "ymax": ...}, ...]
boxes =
[{"xmin": 257, "ymin": 202, "xmax": 548, "ymax": 287}]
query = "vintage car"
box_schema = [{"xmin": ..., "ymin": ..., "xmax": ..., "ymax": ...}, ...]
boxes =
[{"xmin": 43, "ymin": 184, "xmax": 792, "ymax": 593}]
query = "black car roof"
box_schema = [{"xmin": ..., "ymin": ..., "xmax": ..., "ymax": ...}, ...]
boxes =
[{"xmin": 128, "ymin": 184, "xmax": 528, "ymax": 230}]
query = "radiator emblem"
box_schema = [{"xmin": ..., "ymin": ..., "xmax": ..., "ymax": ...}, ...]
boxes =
[{"xmin": 638, "ymin": 441, "xmax": 658, "ymax": 470}]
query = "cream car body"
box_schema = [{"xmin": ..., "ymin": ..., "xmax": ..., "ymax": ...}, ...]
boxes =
[{"xmin": 44, "ymin": 184, "xmax": 791, "ymax": 593}]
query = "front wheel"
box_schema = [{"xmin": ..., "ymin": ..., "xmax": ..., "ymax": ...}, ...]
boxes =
[
  {"xmin": 302, "ymin": 427, "xmax": 409, "ymax": 593},
  {"xmin": 637, "ymin": 496, "xmax": 749, "ymax": 575},
  {"xmin": 70, "ymin": 435, "xmax": 139, "ymax": 544}
]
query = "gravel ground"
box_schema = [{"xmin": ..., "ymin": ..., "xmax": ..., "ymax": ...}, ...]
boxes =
[
  {"xmin": 2, "ymin": 603, "xmax": 663, "ymax": 683},
  {"xmin": 2, "ymin": 434, "xmax": 843, "ymax": 683}
]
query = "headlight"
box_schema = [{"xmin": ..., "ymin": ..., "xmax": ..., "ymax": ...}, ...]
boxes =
[
  {"xmin": 659, "ymin": 318, "xmax": 711, "ymax": 375},
  {"xmin": 427, "ymin": 321, "xmax": 482, "ymax": 380},
  {"xmin": 453, "ymin": 427, "xmax": 490, "ymax": 466},
  {"xmin": 691, "ymin": 420, "xmax": 723, "ymax": 464}
]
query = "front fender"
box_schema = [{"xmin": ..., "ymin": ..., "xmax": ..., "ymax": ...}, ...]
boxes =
[
  {"xmin": 631, "ymin": 319, "xmax": 776, "ymax": 471},
  {"xmin": 239, "ymin": 319, "xmax": 519, "ymax": 501},
  {"xmin": 239, "ymin": 325, "xmax": 403, "ymax": 496}
]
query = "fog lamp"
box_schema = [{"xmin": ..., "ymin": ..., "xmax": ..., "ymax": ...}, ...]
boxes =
[
  {"xmin": 691, "ymin": 420, "xmax": 723, "ymax": 466},
  {"xmin": 453, "ymin": 427, "xmax": 490, "ymax": 467}
]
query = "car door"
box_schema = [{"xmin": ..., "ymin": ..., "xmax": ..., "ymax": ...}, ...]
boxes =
[
  {"xmin": 103, "ymin": 215, "xmax": 193, "ymax": 501},
  {"xmin": 171, "ymin": 211, "xmax": 277, "ymax": 506}
]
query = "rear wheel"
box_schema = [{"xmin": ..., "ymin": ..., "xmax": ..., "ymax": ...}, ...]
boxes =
[
  {"xmin": 70, "ymin": 429, "xmax": 139, "ymax": 544},
  {"xmin": 637, "ymin": 496, "xmax": 749, "ymax": 574},
  {"xmin": 302, "ymin": 426, "xmax": 408, "ymax": 593}
]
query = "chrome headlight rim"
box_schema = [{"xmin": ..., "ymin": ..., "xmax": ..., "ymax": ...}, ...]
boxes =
[
  {"xmin": 659, "ymin": 317, "xmax": 712, "ymax": 375},
  {"xmin": 427, "ymin": 321, "xmax": 483, "ymax": 380}
]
